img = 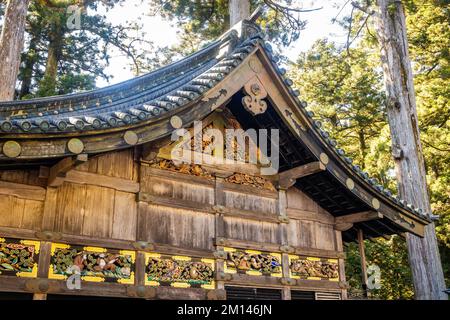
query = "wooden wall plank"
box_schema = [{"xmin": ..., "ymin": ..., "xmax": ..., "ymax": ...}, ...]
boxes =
[
  {"xmin": 0, "ymin": 195, "xmax": 25, "ymax": 228},
  {"xmin": 54, "ymin": 183, "xmax": 86, "ymax": 235},
  {"xmin": 315, "ymin": 223, "xmax": 336, "ymax": 251},
  {"xmin": 223, "ymin": 217, "xmax": 280, "ymax": 243},
  {"xmin": 224, "ymin": 190, "xmax": 277, "ymax": 215},
  {"xmin": 81, "ymin": 185, "xmax": 115, "ymax": 238},
  {"xmin": 112, "ymin": 190, "xmax": 137, "ymax": 241},
  {"xmin": 0, "ymin": 180, "xmax": 46, "ymax": 201},
  {"xmin": 20, "ymin": 200, "xmax": 44, "ymax": 231},
  {"xmin": 137, "ymin": 203, "xmax": 215, "ymax": 251}
]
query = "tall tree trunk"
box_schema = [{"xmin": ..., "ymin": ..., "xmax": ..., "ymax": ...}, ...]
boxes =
[
  {"xmin": 38, "ymin": 17, "xmax": 63, "ymax": 97},
  {"xmin": 229, "ymin": 0, "xmax": 250, "ymax": 25},
  {"xmin": 19, "ymin": 35, "xmax": 40, "ymax": 99},
  {"xmin": 374, "ymin": 0, "xmax": 446, "ymax": 300},
  {"xmin": 0, "ymin": 0, "xmax": 30, "ymax": 101}
]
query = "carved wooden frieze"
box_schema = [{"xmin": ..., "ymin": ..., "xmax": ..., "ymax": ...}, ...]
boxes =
[
  {"xmin": 0, "ymin": 238, "xmax": 40, "ymax": 278},
  {"xmin": 223, "ymin": 247, "xmax": 282, "ymax": 277},
  {"xmin": 225, "ymin": 173, "xmax": 275, "ymax": 191},
  {"xmin": 49, "ymin": 244, "xmax": 135, "ymax": 284},
  {"xmin": 289, "ymin": 255, "xmax": 339, "ymax": 281},
  {"xmin": 151, "ymin": 159, "xmax": 214, "ymax": 179},
  {"xmin": 145, "ymin": 253, "xmax": 215, "ymax": 289}
]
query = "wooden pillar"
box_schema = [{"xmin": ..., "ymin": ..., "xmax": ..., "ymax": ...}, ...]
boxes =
[
  {"xmin": 32, "ymin": 241, "xmax": 52, "ymax": 301},
  {"xmin": 214, "ymin": 175, "xmax": 226, "ymax": 290},
  {"xmin": 229, "ymin": 0, "xmax": 250, "ymax": 26},
  {"xmin": 335, "ymin": 230, "xmax": 348, "ymax": 300},
  {"xmin": 357, "ymin": 229, "xmax": 368, "ymax": 298}
]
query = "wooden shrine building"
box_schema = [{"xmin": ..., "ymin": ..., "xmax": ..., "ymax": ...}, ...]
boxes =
[{"xmin": 0, "ymin": 20, "xmax": 431, "ymax": 300}]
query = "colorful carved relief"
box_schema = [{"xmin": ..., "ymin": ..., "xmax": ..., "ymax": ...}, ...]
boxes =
[
  {"xmin": 289, "ymin": 255, "xmax": 339, "ymax": 281},
  {"xmin": 152, "ymin": 159, "xmax": 214, "ymax": 179},
  {"xmin": 145, "ymin": 253, "xmax": 215, "ymax": 289},
  {"xmin": 49, "ymin": 244, "xmax": 135, "ymax": 284},
  {"xmin": 225, "ymin": 173, "xmax": 275, "ymax": 191},
  {"xmin": 0, "ymin": 238, "xmax": 39, "ymax": 278},
  {"xmin": 223, "ymin": 247, "xmax": 282, "ymax": 277}
]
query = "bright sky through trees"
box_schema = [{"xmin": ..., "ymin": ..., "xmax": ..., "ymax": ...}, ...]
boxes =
[{"xmin": 95, "ymin": 0, "xmax": 351, "ymax": 87}]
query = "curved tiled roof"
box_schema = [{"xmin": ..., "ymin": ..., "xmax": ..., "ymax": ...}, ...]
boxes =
[
  {"xmin": 259, "ymin": 41, "xmax": 431, "ymax": 223},
  {"xmin": 0, "ymin": 29, "xmax": 262, "ymax": 135},
  {"xmin": 0, "ymin": 20, "xmax": 430, "ymax": 226}
]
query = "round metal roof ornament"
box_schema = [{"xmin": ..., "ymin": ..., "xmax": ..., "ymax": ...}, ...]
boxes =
[
  {"xmin": 67, "ymin": 138, "xmax": 84, "ymax": 154},
  {"xmin": 2, "ymin": 141, "xmax": 22, "ymax": 158},
  {"xmin": 170, "ymin": 115, "xmax": 183, "ymax": 129},
  {"xmin": 372, "ymin": 198, "xmax": 381, "ymax": 210},
  {"xmin": 346, "ymin": 178, "xmax": 355, "ymax": 190},
  {"xmin": 124, "ymin": 130, "xmax": 139, "ymax": 146},
  {"xmin": 319, "ymin": 152, "xmax": 329, "ymax": 165}
]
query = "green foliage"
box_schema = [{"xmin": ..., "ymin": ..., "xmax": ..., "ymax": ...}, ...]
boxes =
[
  {"xmin": 346, "ymin": 236, "xmax": 415, "ymax": 300},
  {"xmin": 406, "ymin": 0, "xmax": 450, "ymax": 285},
  {"xmin": 148, "ymin": 0, "xmax": 309, "ymax": 55},
  {"xmin": 289, "ymin": 0, "xmax": 450, "ymax": 297},
  {"xmin": 289, "ymin": 39, "xmax": 389, "ymax": 176},
  {"xmin": 16, "ymin": 0, "xmax": 161, "ymax": 98}
]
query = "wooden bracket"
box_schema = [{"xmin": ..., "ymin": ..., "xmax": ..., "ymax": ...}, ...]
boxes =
[
  {"xmin": 126, "ymin": 286, "xmax": 156, "ymax": 299},
  {"xmin": 47, "ymin": 154, "xmax": 88, "ymax": 187},
  {"xmin": 35, "ymin": 231, "xmax": 62, "ymax": 241},
  {"xmin": 136, "ymin": 192, "xmax": 153, "ymax": 203},
  {"xmin": 213, "ymin": 250, "xmax": 228, "ymax": 259},
  {"xmin": 279, "ymin": 245, "xmax": 294, "ymax": 254},
  {"xmin": 25, "ymin": 278, "xmax": 50, "ymax": 293},
  {"xmin": 278, "ymin": 161, "xmax": 326, "ymax": 189},
  {"xmin": 277, "ymin": 215, "xmax": 290, "ymax": 224},
  {"xmin": 334, "ymin": 223, "xmax": 354, "ymax": 231},
  {"xmin": 334, "ymin": 211, "xmax": 383, "ymax": 225},
  {"xmin": 242, "ymin": 77, "xmax": 268, "ymax": 115},
  {"xmin": 215, "ymin": 237, "xmax": 229, "ymax": 246},
  {"xmin": 207, "ymin": 289, "xmax": 227, "ymax": 300},
  {"xmin": 280, "ymin": 277, "xmax": 296, "ymax": 286},
  {"xmin": 213, "ymin": 205, "xmax": 226, "ymax": 214},
  {"xmin": 216, "ymin": 272, "xmax": 233, "ymax": 281},
  {"xmin": 132, "ymin": 241, "xmax": 154, "ymax": 251}
]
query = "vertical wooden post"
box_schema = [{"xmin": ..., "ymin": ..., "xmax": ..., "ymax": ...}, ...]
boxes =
[
  {"xmin": 214, "ymin": 175, "xmax": 226, "ymax": 290},
  {"xmin": 32, "ymin": 241, "xmax": 52, "ymax": 301},
  {"xmin": 357, "ymin": 229, "xmax": 368, "ymax": 298},
  {"xmin": 278, "ymin": 189, "xmax": 288, "ymax": 245},
  {"xmin": 135, "ymin": 251, "xmax": 146, "ymax": 286},
  {"xmin": 0, "ymin": 0, "xmax": 30, "ymax": 101},
  {"xmin": 374, "ymin": 0, "xmax": 446, "ymax": 300},
  {"xmin": 335, "ymin": 230, "xmax": 348, "ymax": 300},
  {"xmin": 229, "ymin": 0, "xmax": 250, "ymax": 26}
]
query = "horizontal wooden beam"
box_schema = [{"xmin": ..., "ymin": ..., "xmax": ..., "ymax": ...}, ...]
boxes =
[
  {"xmin": 0, "ymin": 276, "xmax": 212, "ymax": 299},
  {"xmin": 215, "ymin": 237, "xmax": 345, "ymax": 259},
  {"xmin": 63, "ymin": 170, "xmax": 139, "ymax": 193},
  {"xmin": 278, "ymin": 161, "xmax": 326, "ymax": 189},
  {"xmin": 137, "ymin": 192, "xmax": 279, "ymax": 223},
  {"xmin": 47, "ymin": 154, "xmax": 88, "ymax": 187},
  {"xmin": 335, "ymin": 211, "xmax": 383, "ymax": 225},
  {"xmin": 0, "ymin": 180, "xmax": 46, "ymax": 201}
]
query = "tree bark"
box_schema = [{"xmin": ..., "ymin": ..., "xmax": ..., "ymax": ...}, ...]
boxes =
[
  {"xmin": 374, "ymin": 0, "xmax": 446, "ymax": 300},
  {"xmin": 19, "ymin": 35, "xmax": 40, "ymax": 99},
  {"xmin": 229, "ymin": 0, "xmax": 250, "ymax": 26},
  {"xmin": 38, "ymin": 16, "xmax": 64, "ymax": 97},
  {"xmin": 0, "ymin": 0, "xmax": 30, "ymax": 101}
]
